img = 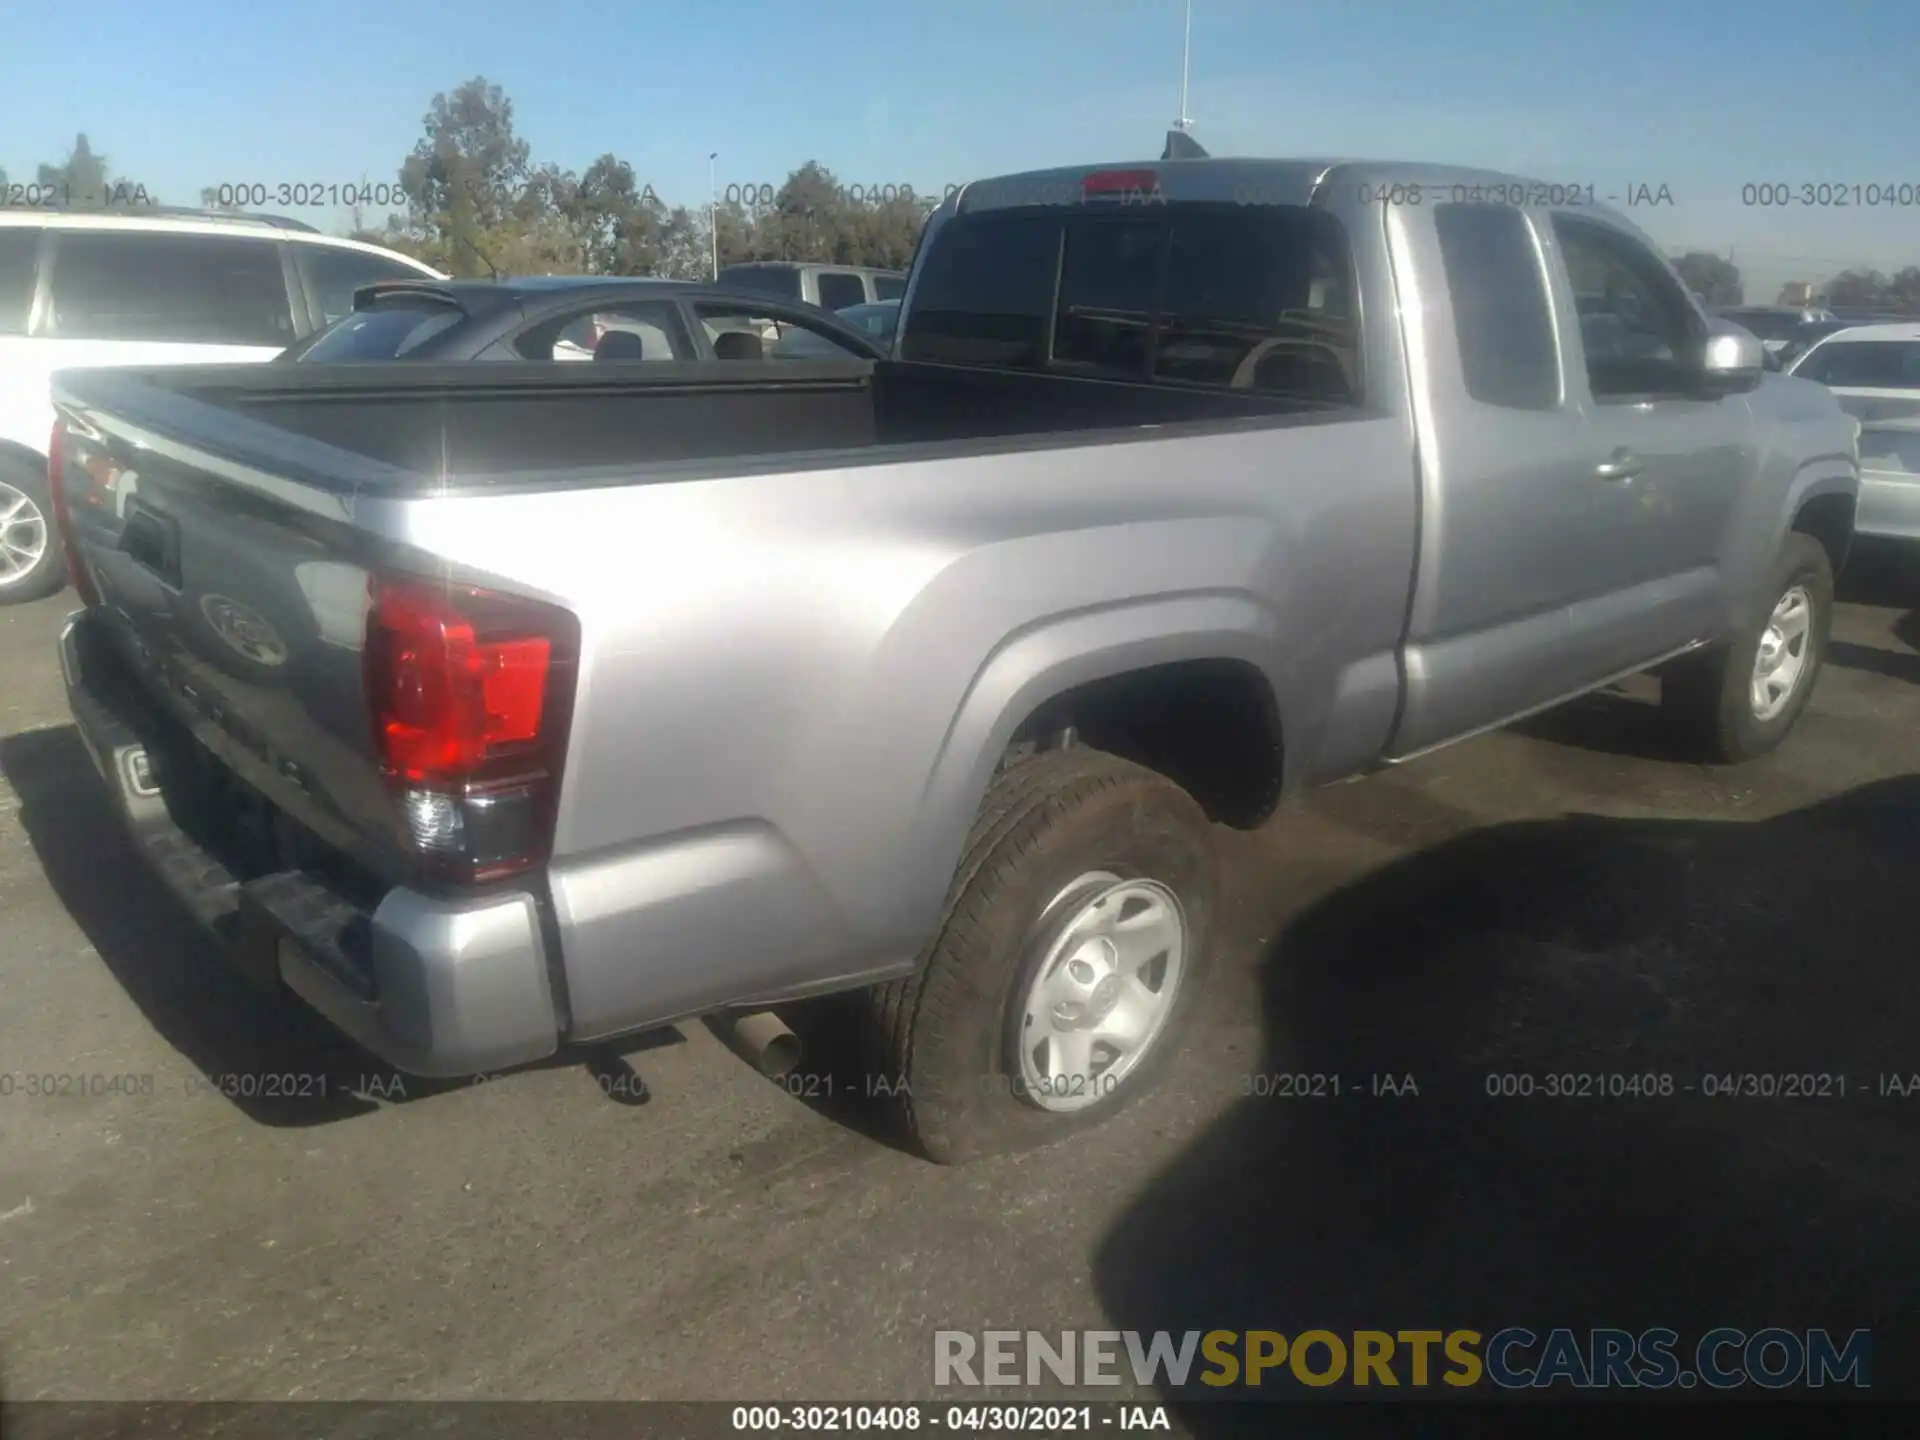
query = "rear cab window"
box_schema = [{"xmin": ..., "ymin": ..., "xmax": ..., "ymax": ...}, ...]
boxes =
[
  {"xmin": 872, "ymin": 273, "xmax": 905, "ymax": 301},
  {"xmin": 899, "ymin": 199, "xmax": 1360, "ymax": 405}
]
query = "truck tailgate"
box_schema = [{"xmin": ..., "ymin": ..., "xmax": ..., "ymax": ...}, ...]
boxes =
[
  {"xmin": 47, "ymin": 372, "xmax": 453, "ymax": 890},
  {"xmin": 52, "ymin": 409, "xmax": 403, "ymax": 882}
]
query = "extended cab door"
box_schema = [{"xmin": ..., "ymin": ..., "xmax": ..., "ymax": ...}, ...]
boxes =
[
  {"xmin": 1385, "ymin": 200, "xmax": 1624, "ymax": 757},
  {"xmin": 1537, "ymin": 211, "xmax": 1750, "ymax": 674}
]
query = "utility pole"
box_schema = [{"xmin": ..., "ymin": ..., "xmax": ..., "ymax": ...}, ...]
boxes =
[
  {"xmin": 709, "ymin": 151, "xmax": 719, "ymax": 280},
  {"xmin": 1174, "ymin": 0, "xmax": 1195, "ymax": 133}
]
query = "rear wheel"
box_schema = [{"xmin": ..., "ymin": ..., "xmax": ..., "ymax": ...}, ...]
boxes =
[
  {"xmin": 0, "ymin": 457, "xmax": 64, "ymax": 605},
  {"xmin": 1662, "ymin": 533, "xmax": 1833, "ymax": 763},
  {"xmin": 863, "ymin": 748, "xmax": 1217, "ymax": 1164}
]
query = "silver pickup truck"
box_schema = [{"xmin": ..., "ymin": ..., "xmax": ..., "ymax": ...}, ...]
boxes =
[{"xmin": 48, "ymin": 158, "xmax": 1859, "ymax": 1163}]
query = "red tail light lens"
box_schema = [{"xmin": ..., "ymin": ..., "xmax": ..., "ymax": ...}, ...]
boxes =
[
  {"xmin": 365, "ymin": 574, "xmax": 579, "ymax": 882},
  {"xmin": 1082, "ymin": 169, "xmax": 1160, "ymax": 196},
  {"xmin": 46, "ymin": 421, "xmax": 100, "ymax": 606},
  {"xmin": 368, "ymin": 578, "xmax": 552, "ymax": 781}
]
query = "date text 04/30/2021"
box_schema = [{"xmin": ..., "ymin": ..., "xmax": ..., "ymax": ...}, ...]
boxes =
[{"xmin": 729, "ymin": 1405, "xmax": 1171, "ymax": 1433}]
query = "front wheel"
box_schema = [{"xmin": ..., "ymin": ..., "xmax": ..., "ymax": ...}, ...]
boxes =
[
  {"xmin": 862, "ymin": 748, "xmax": 1218, "ymax": 1164},
  {"xmin": 1662, "ymin": 533, "xmax": 1834, "ymax": 763},
  {"xmin": 0, "ymin": 459, "xmax": 64, "ymax": 605}
]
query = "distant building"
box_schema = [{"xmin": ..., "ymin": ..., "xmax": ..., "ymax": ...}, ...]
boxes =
[{"xmin": 1776, "ymin": 281, "xmax": 1819, "ymax": 306}]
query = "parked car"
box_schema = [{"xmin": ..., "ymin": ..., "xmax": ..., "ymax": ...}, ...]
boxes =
[
  {"xmin": 48, "ymin": 157, "xmax": 1856, "ymax": 1164},
  {"xmin": 278, "ymin": 276, "xmax": 887, "ymax": 365},
  {"xmin": 0, "ymin": 208, "xmax": 442, "ymax": 603},
  {"xmin": 1775, "ymin": 318, "xmax": 1855, "ymax": 368},
  {"xmin": 1786, "ymin": 322, "xmax": 1920, "ymax": 539},
  {"xmin": 769, "ymin": 299, "xmax": 900, "ymax": 358},
  {"xmin": 716, "ymin": 261, "xmax": 905, "ymax": 310}
]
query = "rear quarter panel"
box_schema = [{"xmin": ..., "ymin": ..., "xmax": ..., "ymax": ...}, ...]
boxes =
[{"xmin": 378, "ymin": 409, "xmax": 1418, "ymax": 1037}]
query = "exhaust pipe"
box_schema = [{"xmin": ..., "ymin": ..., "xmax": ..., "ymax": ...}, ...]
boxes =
[{"xmin": 718, "ymin": 1010, "xmax": 802, "ymax": 1079}]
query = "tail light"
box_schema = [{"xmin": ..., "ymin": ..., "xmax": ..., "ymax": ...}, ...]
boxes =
[
  {"xmin": 364, "ymin": 574, "xmax": 580, "ymax": 885},
  {"xmin": 46, "ymin": 421, "xmax": 101, "ymax": 607},
  {"xmin": 1082, "ymin": 169, "xmax": 1160, "ymax": 197}
]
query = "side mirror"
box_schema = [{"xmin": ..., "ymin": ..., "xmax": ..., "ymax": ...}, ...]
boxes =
[{"xmin": 1696, "ymin": 321, "xmax": 1766, "ymax": 395}]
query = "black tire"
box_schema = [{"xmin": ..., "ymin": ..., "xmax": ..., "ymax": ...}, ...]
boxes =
[
  {"xmin": 0, "ymin": 455, "xmax": 65, "ymax": 605},
  {"xmin": 1662, "ymin": 533, "xmax": 1833, "ymax": 763},
  {"xmin": 862, "ymin": 747, "xmax": 1218, "ymax": 1165}
]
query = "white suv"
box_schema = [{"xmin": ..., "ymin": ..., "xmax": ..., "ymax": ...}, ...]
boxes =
[{"xmin": 0, "ymin": 209, "xmax": 443, "ymax": 602}]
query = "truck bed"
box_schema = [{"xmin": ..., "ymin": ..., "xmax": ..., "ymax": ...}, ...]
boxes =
[
  {"xmin": 99, "ymin": 357, "xmax": 1326, "ymax": 488},
  {"xmin": 51, "ymin": 354, "xmax": 1415, "ymax": 1070}
]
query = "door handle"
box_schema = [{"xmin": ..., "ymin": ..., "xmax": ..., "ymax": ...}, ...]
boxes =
[{"xmin": 1594, "ymin": 449, "xmax": 1647, "ymax": 482}]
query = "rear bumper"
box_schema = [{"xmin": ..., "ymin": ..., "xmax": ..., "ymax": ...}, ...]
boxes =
[{"xmin": 58, "ymin": 609, "xmax": 561, "ymax": 1078}]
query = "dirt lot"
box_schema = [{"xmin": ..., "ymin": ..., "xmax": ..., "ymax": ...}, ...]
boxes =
[{"xmin": 1, "ymin": 550, "xmax": 1917, "ymax": 1421}]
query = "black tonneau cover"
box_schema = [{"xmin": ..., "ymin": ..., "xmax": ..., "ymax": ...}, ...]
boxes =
[{"xmin": 59, "ymin": 358, "xmax": 1315, "ymax": 491}]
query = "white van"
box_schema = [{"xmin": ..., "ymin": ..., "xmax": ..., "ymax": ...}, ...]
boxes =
[{"xmin": 0, "ymin": 208, "xmax": 442, "ymax": 602}]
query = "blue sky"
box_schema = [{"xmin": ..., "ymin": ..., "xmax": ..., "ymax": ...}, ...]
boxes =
[{"xmin": 3, "ymin": 0, "xmax": 1913, "ymax": 300}]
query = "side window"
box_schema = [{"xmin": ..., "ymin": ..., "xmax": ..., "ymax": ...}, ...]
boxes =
[
  {"xmin": 815, "ymin": 271, "xmax": 868, "ymax": 310},
  {"xmin": 301, "ymin": 245, "xmax": 431, "ymax": 328},
  {"xmin": 872, "ymin": 273, "xmax": 905, "ymax": 301},
  {"xmin": 1052, "ymin": 219, "xmax": 1161, "ymax": 376},
  {"xmin": 0, "ymin": 229, "xmax": 39, "ymax": 334},
  {"xmin": 693, "ymin": 303, "xmax": 869, "ymax": 361},
  {"xmin": 1551, "ymin": 215, "xmax": 1700, "ymax": 401},
  {"xmin": 1153, "ymin": 206, "xmax": 1358, "ymax": 402},
  {"xmin": 47, "ymin": 232, "xmax": 294, "ymax": 346},
  {"xmin": 516, "ymin": 302, "xmax": 696, "ymax": 362},
  {"xmin": 1432, "ymin": 204, "xmax": 1560, "ymax": 410},
  {"xmin": 898, "ymin": 215, "xmax": 1062, "ymax": 367}
]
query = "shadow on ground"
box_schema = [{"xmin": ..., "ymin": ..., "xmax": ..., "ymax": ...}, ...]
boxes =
[
  {"xmin": 0, "ymin": 724, "xmax": 681, "ymax": 1127},
  {"xmin": 1095, "ymin": 775, "xmax": 1920, "ymax": 1432},
  {"xmin": 1508, "ymin": 681, "xmax": 1684, "ymax": 763},
  {"xmin": 1835, "ymin": 539, "xmax": 1917, "ymax": 611},
  {"xmin": 1831, "ymin": 540, "xmax": 1919, "ymax": 684}
]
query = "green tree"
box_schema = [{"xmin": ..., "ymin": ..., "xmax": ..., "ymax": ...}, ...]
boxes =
[
  {"xmin": 651, "ymin": 206, "xmax": 711, "ymax": 280},
  {"xmin": 394, "ymin": 77, "xmax": 569, "ymax": 275},
  {"xmin": 552, "ymin": 154, "xmax": 666, "ymax": 273},
  {"xmin": 1888, "ymin": 266, "xmax": 1920, "ymax": 315},
  {"xmin": 845, "ymin": 194, "xmax": 928, "ymax": 270},
  {"xmin": 1672, "ymin": 251, "xmax": 1742, "ymax": 307},
  {"xmin": 39, "ymin": 134, "xmax": 155, "ymax": 209},
  {"xmin": 1826, "ymin": 268, "xmax": 1890, "ymax": 311}
]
